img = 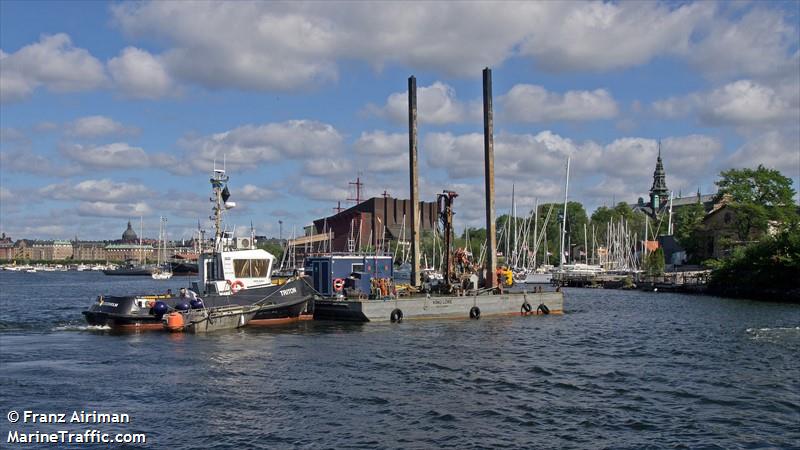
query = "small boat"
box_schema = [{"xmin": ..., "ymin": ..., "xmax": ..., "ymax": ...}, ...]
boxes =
[
  {"xmin": 163, "ymin": 304, "xmax": 260, "ymax": 333},
  {"xmin": 103, "ymin": 264, "xmax": 154, "ymax": 276},
  {"xmin": 151, "ymin": 270, "xmax": 173, "ymax": 280}
]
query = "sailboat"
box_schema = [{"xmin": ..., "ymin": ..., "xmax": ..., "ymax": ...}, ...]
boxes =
[{"xmin": 152, "ymin": 216, "xmax": 173, "ymax": 280}]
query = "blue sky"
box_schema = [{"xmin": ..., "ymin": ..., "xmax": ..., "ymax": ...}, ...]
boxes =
[{"xmin": 1, "ymin": 1, "xmax": 798, "ymax": 241}]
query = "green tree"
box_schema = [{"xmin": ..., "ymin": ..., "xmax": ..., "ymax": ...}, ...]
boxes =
[
  {"xmin": 673, "ymin": 201, "xmax": 706, "ymax": 259},
  {"xmin": 708, "ymin": 223, "xmax": 800, "ymax": 301},
  {"xmin": 257, "ymin": 240, "xmax": 284, "ymax": 263},
  {"xmin": 729, "ymin": 202, "xmax": 769, "ymax": 241},
  {"xmin": 715, "ymin": 165, "xmax": 797, "ymax": 221},
  {"xmin": 643, "ymin": 247, "xmax": 665, "ymax": 276}
]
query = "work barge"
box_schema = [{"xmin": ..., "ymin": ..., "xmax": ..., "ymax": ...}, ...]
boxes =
[{"xmin": 313, "ymin": 69, "xmax": 564, "ymax": 322}]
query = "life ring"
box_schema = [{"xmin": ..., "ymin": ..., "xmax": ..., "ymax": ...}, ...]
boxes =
[
  {"xmin": 390, "ymin": 308, "xmax": 403, "ymax": 323},
  {"xmin": 228, "ymin": 279, "xmax": 245, "ymax": 294},
  {"xmin": 521, "ymin": 302, "xmax": 533, "ymax": 316},
  {"xmin": 333, "ymin": 278, "xmax": 345, "ymax": 292},
  {"xmin": 469, "ymin": 306, "xmax": 481, "ymax": 320},
  {"xmin": 537, "ymin": 303, "xmax": 550, "ymax": 315}
]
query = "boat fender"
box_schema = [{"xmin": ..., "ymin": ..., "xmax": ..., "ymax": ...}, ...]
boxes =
[
  {"xmin": 521, "ymin": 302, "xmax": 533, "ymax": 316},
  {"xmin": 537, "ymin": 303, "xmax": 550, "ymax": 315},
  {"xmin": 333, "ymin": 278, "xmax": 345, "ymax": 292},
  {"xmin": 175, "ymin": 302, "xmax": 191, "ymax": 311},
  {"xmin": 228, "ymin": 279, "xmax": 245, "ymax": 294},
  {"xmin": 190, "ymin": 299, "xmax": 204, "ymax": 309},
  {"xmin": 165, "ymin": 312, "xmax": 185, "ymax": 332},
  {"xmin": 390, "ymin": 309, "xmax": 403, "ymax": 323},
  {"xmin": 470, "ymin": 306, "xmax": 481, "ymax": 320},
  {"xmin": 152, "ymin": 301, "xmax": 169, "ymax": 316}
]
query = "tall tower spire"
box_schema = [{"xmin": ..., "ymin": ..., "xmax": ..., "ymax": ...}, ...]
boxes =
[{"xmin": 649, "ymin": 140, "xmax": 669, "ymax": 213}]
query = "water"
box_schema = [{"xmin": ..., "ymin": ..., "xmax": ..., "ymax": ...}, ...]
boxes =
[{"xmin": 1, "ymin": 271, "xmax": 799, "ymax": 449}]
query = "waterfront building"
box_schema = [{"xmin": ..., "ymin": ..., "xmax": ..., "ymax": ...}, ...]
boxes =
[
  {"xmin": 72, "ymin": 242, "xmax": 108, "ymax": 261},
  {"xmin": 310, "ymin": 196, "xmax": 438, "ymax": 254},
  {"xmin": 0, "ymin": 234, "xmax": 13, "ymax": 260}
]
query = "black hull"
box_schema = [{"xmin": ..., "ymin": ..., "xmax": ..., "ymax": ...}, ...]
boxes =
[
  {"xmin": 83, "ymin": 277, "xmax": 312, "ymax": 330},
  {"xmin": 103, "ymin": 268, "xmax": 153, "ymax": 276}
]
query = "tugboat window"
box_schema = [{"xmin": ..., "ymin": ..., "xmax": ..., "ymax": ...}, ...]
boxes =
[
  {"xmin": 251, "ymin": 259, "xmax": 268, "ymax": 277},
  {"xmin": 234, "ymin": 259, "xmax": 268, "ymax": 278},
  {"xmin": 352, "ymin": 263, "xmax": 364, "ymax": 272}
]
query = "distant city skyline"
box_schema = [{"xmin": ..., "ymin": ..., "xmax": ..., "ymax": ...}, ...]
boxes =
[{"xmin": 2, "ymin": 1, "xmax": 798, "ymax": 241}]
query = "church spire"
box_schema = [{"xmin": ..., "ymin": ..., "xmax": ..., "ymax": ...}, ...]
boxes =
[{"xmin": 649, "ymin": 140, "xmax": 669, "ymax": 212}]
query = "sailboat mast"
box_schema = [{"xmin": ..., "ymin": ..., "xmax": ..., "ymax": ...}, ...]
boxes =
[{"xmin": 560, "ymin": 157, "xmax": 570, "ymax": 267}]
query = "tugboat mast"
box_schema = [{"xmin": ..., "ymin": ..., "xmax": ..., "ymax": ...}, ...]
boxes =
[{"xmin": 209, "ymin": 167, "xmax": 233, "ymax": 254}]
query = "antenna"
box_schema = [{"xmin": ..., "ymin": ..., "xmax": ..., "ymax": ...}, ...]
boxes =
[{"xmin": 347, "ymin": 176, "xmax": 364, "ymax": 205}]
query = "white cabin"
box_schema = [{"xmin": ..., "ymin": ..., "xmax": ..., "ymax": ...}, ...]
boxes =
[{"xmin": 198, "ymin": 248, "xmax": 277, "ymax": 295}]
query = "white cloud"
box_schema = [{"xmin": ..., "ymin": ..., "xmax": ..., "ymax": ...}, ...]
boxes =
[
  {"xmin": 108, "ymin": 1, "xmax": 750, "ymax": 92},
  {"xmin": 180, "ymin": 120, "xmax": 343, "ymax": 171},
  {"xmin": 60, "ymin": 142, "xmax": 150, "ymax": 169},
  {"xmin": 727, "ymin": 130, "xmax": 800, "ymax": 174},
  {"xmin": 653, "ymin": 80, "xmax": 799, "ymax": 127},
  {"xmin": 0, "ymin": 149, "xmax": 83, "ymax": 177},
  {"xmin": 700, "ymin": 80, "xmax": 798, "ymax": 126},
  {"xmin": 0, "ymin": 34, "xmax": 106, "ymax": 103},
  {"xmin": 295, "ymin": 177, "xmax": 350, "ymax": 202},
  {"xmin": 352, "ymin": 130, "xmax": 408, "ymax": 173},
  {"xmin": 519, "ymin": 2, "xmax": 710, "ymax": 72},
  {"xmin": 501, "ymin": 84, "xmax": 618, "ymax": 122},
  {"xmin": 108, "ymin": 47, "xmax": 174, "ymax": 99},
  {"xmin": 39, "ymin": 179, "xmax": 152, "ymax": 202},
  {"xmin": 237, "ymin": 184, "xmax": 277, "ymax": 201},
  {"xmin": 372, "ymin": 82, "xmax": 470, "ymax": 125},
  {"xmin": 77, "ymin": 201, "xmax": 152, "ymax": 218},
  {"xmin": 685, "ymin": 7, "xmax": 800, "ymax": 81},
  {"xmin": 67, "ymin": 116, "xmax": 140, "ymax": 138}
]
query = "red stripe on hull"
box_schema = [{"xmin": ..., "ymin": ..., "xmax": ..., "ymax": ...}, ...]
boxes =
[{"xmin": 248, "ymin": 317, "xmax": 300, "ymax": 326}]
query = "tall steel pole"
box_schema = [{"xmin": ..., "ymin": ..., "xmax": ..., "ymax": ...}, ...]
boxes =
[
  {"xmin": 408, "ymin": 76, "xmax": 421, "ymax": 287},
  {"xmin": 560, "ymin": 157, "xmax": 570, "ymax": 267},
  {"xmin": 483, "ymin": 68, "xmax": 497, "ymax": 288}
]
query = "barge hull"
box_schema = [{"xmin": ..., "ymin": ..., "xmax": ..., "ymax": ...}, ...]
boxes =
[{"xmin": 313, "ymin": 291, "xmax": 563, "ymax": 322}]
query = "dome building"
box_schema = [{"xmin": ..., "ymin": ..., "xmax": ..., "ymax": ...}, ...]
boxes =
[{"xmin": 121, "ymin": 221, "xmax": 138, "ymax": 243}]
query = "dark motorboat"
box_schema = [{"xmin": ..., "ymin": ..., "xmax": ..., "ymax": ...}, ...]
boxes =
[
  {"xmin": 169, "ymin": 261, "xmax": 198, "ymax": 276},
  {"xmin": 84, "ymin": 167, "xmax": 314, "ymax": 331},
  {"xmin": 103, "ymin": 262, "xmax": 155, "ymax": 276}
]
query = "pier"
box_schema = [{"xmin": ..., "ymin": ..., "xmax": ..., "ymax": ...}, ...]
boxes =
[{"xmin": 551, "ymin": 269, "xmax": 710, "ymax": 293}]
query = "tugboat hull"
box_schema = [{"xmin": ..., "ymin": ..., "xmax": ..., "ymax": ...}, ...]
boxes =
[{"xmin": 83, "ymin": 277, "xmax": 312, "ymax": 331}]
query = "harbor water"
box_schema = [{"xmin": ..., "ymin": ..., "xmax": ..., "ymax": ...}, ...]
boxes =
[{"xmin": 1, "ymin": 271, "xmax": 798, "ymax": 449}]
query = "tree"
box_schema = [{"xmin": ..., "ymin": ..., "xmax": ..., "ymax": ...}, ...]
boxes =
[
  {"xmin": 708, "ymin": 223, "xmax": 800, "ymax": 301},
  {"xmin": 729, "ymin": 202, "xmax": 769, "ymax": 241},
  {"xmin": 643, "ymin": 247, "xmax": 665, "ymax": 276},
  {"xmin": 257, "ymin": 240, "xmax": 284, "ymax": 264},
  {"xmin": 673, "ymin": 201, "xmax": 706, "ymax": 259},
  {"xmin": 715, "ymin": 165, "xmax": 797, "ymax": 221}
]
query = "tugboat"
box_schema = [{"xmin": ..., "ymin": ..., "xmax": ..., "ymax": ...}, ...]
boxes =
[{"xmin": 83, "ymin": 167, "xmax": 313, "ymax": 331}]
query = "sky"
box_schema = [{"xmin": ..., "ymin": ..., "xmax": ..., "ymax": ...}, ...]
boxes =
[{"xmin": 1, "ymin": 1, "xmax": 798, "ymax": 242}]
